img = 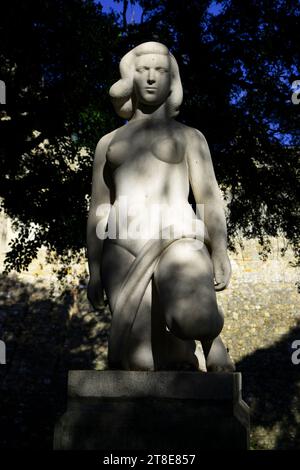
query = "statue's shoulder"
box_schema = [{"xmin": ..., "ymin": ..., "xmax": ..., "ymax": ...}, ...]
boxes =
[
  {"xmin": 172, "ymin": 121, "xmax": 207, "ymax": 144},
  {"xmin": 95, "ymin": 126, "xmax": 125, "ymax": 159},
  {"xmin": 96, "ymin": 128, "xmax": 118, "ymax": 151}
]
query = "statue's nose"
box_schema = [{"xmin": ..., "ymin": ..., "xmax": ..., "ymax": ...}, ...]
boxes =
[{"xmin": 147, "ymin": 69, "xmax": 156, "ymax": 84}]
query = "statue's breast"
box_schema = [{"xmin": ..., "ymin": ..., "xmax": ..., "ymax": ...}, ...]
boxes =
[
  {"xmin": 106, "ymin": 123, "xmax": 186, "ymax": 169},
  {"xmin": 150, "ymin": 135, "xmax": 185, "ymax": 164},
  {"xmin": 106, "ymin": 138, "xmax": 131, "ymax": 168}
]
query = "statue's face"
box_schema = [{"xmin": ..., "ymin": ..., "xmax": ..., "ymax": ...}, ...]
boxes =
[{"xmin": 133, "ymin": 53, "xmax": 171, "ymax": 106}]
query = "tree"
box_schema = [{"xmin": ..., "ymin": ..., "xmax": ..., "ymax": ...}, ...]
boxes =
[
  {"xmin": 0, "ymin": 0, "xmax": 122, "ymax": 271},
  {"xmin": 0, "ymin": 0, "xmax": 299, "ymax": 279},
  {"xmin": 125, "ymin": 0, "xmax": 300, "ymax": 265}
]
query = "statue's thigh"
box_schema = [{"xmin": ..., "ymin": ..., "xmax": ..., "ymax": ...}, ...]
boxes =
[
  {"xmin": 154, "ymin": 238, "xmax": 215, "ymax": 296},
  {"xmin": 101, "ymin": 241, "xmax": 154, "ymax": 343},
  {"xmin": 154, "ymin": 239, "xmax": 219, "ymax": 338},
  {"xmin": 101, "ymin": 241, "xmax": 135, "ymax": 309},
  {"xmin": 102, "ymin": 241, "xmax": 155, "ymax": 370}
]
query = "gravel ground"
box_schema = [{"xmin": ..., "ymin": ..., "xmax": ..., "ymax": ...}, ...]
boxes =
[{"xmin": 0, "ymin": 245, "xmax": 299, "ymax": 449}]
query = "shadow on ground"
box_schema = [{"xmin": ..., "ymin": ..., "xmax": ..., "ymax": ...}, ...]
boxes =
[
  {"xmin": 0, "ymin": 273, "xmax": 299, "ymax": 449},
  {"xmin": 0, "ymin": 273, "xmax": 110, "ymax": 449},
  {"xmin": 236, "ymin": 320, "xmax": 300, "ymax": 449}
]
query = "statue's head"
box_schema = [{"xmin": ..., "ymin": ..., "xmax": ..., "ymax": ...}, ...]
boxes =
[{"xmin": 109, "ymin": 42, "xmax": 183, "ymax": 119}]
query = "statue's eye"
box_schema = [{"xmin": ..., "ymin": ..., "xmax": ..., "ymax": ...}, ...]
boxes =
[
  {"xmin": 156, "ymin": 68, "xmax": 168, "ymax": 73},
  {"xmin": 136, "ymin": 67, "xmax": 148, "ymax": 72}
]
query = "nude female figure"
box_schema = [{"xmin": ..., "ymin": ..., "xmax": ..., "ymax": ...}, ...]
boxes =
[{"xmin": 87, "ymin": 42, "xmax": 234, "ymax": 372}]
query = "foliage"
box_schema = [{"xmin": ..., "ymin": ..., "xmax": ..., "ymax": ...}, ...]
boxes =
[
  {"xmin": 0, "ymin": 0, "xmax": 299, "ymax": 275},
  {"xmin": 0, "ymin": 0, "xmax": 121, "ymax": 271}
]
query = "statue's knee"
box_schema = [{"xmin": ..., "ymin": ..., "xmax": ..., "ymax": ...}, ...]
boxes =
[
  {"xmin": 166, "ymin": 303, "xmax": 223, "ymax": 341},
  {"xmin": 199, "ymin": 307, "xmax": 224, "ymax": 340}
]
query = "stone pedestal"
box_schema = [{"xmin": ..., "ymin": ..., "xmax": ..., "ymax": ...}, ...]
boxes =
[{"xmin": 54, "ymin": 371, "xmax": 250, "ymax": 450}]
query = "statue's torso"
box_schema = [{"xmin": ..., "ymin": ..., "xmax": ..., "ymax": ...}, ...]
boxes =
[{"xmin": 104, "ymin": 118, "xmax": 196, "ymax": 254}]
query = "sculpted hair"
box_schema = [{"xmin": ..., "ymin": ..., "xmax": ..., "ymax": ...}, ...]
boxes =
[{"xmin": 109, "ymin": 41, "xmax": 183, "ymax": 119}]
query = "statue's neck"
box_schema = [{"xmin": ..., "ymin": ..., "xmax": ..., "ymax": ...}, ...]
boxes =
[{"xmin": 131, "ymin": 101, "xmax": 169, "ymax": 122}]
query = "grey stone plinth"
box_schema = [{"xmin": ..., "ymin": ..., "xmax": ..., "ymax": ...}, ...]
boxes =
[{"xmin": 54, "ymin": 371, "xmax": 250, "ymax": 450}]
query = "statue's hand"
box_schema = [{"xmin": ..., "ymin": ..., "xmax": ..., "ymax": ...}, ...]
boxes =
[
  {"xmin": 211, "ymin": 250, "xmax": 232, "ymax": 291},
  {"xmin": 87, "ymin": 278, "xmax": 106, "ymax": 310}
]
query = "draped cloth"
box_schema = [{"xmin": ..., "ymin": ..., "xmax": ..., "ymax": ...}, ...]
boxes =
[{"xmin": 107, "ymin": 226, "xmax": 211, "ymax": 369}]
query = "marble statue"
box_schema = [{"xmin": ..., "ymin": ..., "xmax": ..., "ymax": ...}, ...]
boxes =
[{"xmin": 87, "ymin": 41, "xmax": 234, "ymax": 372}]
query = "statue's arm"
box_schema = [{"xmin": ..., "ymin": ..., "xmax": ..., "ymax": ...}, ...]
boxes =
[
  {"xmin": 186, "ymin": 128, "xmax": 231, "ymax": 291},
  {"xmin": 86, "ymin": 133, "xmax": 113, "ymax": 308}
]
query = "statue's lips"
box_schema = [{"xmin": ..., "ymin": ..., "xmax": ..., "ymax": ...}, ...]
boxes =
[{"xmin": 145, "ymin": 87, "xmax": 157, "ymax": 91}]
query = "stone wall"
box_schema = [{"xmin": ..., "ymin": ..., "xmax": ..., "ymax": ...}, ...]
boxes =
[{"xmin": 0, "ymin": 209, "xmax": 299, "ymax": 449}]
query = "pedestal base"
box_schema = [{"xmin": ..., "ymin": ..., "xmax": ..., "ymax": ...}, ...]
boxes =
[{"xmin": 54, "ymin": 371, "xmax": 250, "ymax": 450}]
